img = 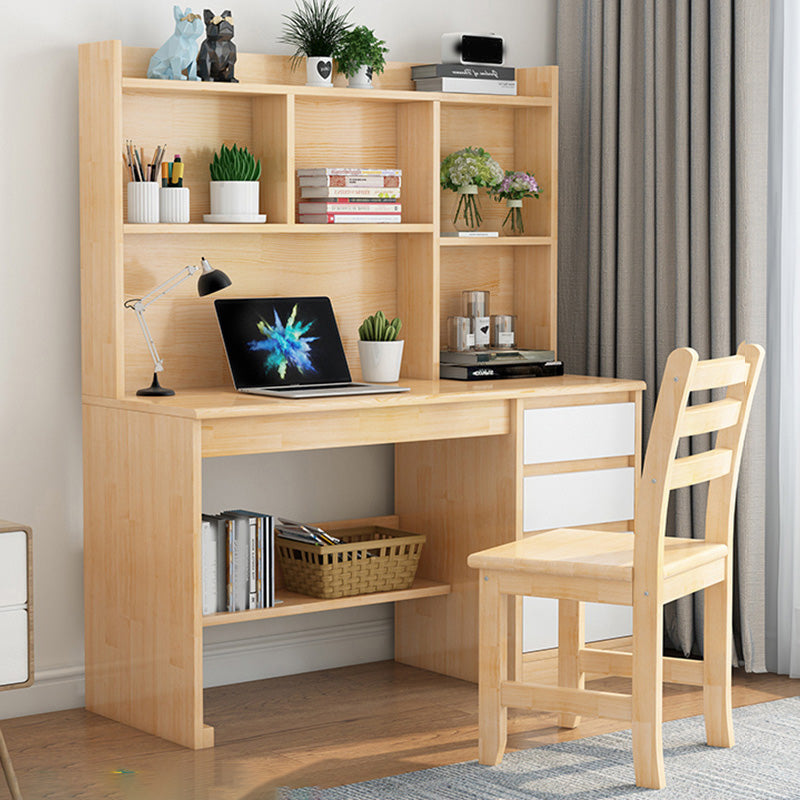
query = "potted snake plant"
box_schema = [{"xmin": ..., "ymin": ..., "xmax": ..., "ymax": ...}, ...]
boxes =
[
  {"xmin": 205, "ymin": 143, "xmax": 264, "ymax": 223},
  {"xmin": 357, "ymin": 311, "xmax": 403, "ymax": 382}
]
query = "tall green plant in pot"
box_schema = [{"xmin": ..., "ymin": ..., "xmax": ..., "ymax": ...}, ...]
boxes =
[
  {"xmin": 334, "ymin": 25, "xmax": 388, "ymax": 89},
  {"xmin": 357, "ymin": 311, "xmax": 404, "ymax": 382},
  {"xmin": 280, "ymin": 0, "xmax": 352, "ymax": 87},
  {"xmin": 205, "ymin": 144, "xmax": 265, "ymax": 223}
]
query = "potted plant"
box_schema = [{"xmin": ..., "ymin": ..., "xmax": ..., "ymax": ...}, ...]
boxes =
[
  {"xmin": 204, "ymin": 143, "xmax": 264, "ymax": 223},
  {"xmin": 280, "ymin": 0, "xmax": 352, "ymax": 88},
  {"xmin": 357, "ymin": 311, "xmax": 403, "ymax": 382},
  {"xmin": 440, "ymin": 146, "xmax": 504, "ymax": 231},
  {"xmin": 334, "ymin": 25, "xmax": 388, "ymax": 89},
  {"xmin": 490, "ymin": 170, "xmax": 541, "ymax": 235}
]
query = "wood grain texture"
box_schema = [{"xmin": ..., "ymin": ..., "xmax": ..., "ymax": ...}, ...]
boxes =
[
  {"xmin": 79, "ymin": 41, "xmax": 124, "ymax": 398},
  {"xmin": 83, "ymin": 404, "xmax": 207, "ymax": 749}
]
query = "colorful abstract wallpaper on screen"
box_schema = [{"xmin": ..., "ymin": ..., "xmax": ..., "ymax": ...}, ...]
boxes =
[{"xmin": 247, "ymin": 304, "xmax": 318, "ymax": 379}]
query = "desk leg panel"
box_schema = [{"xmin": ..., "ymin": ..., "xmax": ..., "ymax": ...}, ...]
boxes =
[
  {"xmin": 395, "ymin": 401, "xmax": 523, "ymax": 683},
  {"xmin": 83, "ymin": 404, "xmax": 208, "ymax": 749}
]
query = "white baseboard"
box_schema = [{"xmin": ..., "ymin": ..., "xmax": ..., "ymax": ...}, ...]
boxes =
[{"xmin": 0, "ymin": 618, "xmax": 394, "ymax": 721}]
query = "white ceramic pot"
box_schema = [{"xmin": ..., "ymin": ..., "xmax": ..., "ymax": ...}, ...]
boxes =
[
  {"xmin": 159, "ymin": 187, "xmax": 190, "ymax": 223},
  {"xmin": 205, "ymin": 181, "xmax": 266, "ymax": 222},
  {"xmin": 358, "ymin": 340, "xmax": 404, "ymax": 383},
  {"xmin": 348, "ymin": 65, "xmax": 374, "ymax": 89},
  {"xmin": 306, "ymin": 56, "xmax": 333, "ymax": 87},
  {"xmin": 127, "ymin": 182, "xmax": 159, "ymax": 223}
]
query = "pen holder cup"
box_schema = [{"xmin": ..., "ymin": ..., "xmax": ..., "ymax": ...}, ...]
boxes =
[
  {"xmin": 159, "ymin": 187, "xmax": 190, "ymax": 223},
  {"xmin": 127, "ymin": 182, "xmax": 159, "ymax": 224}
]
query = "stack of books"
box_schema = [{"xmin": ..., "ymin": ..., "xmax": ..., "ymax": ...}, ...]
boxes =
[
  {"xmin": 412, "ymin": 64, "xmax": 517, "ymax": 96},
  {"xmin": 297, "ymin": 168, "xmax": 402, "ymax": 224}
]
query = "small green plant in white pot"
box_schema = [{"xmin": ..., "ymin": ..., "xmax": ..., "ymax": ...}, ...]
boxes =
[
  {"xmin": 334, "ymin": 25, "xmax": 388, "ymax": 89},
  {"xmin": 205, "ymin": 143, "xmax": 264, "ymax": 223},
  {"xmin": 358, "ymin": 311, "xmax": 403, "ymax": 382},
  {"xmin": 280, "ymin": 0, "xmax": 352, "ymax": 87}
]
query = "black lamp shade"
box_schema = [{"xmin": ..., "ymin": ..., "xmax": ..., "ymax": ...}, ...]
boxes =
[{"xmin": 197, "ymin": 268, "xmax": 232, "ymax": 296}]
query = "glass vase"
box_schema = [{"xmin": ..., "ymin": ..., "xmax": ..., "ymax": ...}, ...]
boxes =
[
  {"xmin": 503, "ymin": 198, "xmax": 524, "ymax": 235},
  {"xmin": 453, "ymin": 185, "xmax": 483, "ymax": 230}
]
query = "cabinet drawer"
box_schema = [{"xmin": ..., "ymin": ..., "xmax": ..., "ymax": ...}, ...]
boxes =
[
  {"xmin": 523, "ymin": 597, "xmax": 632, "ymax": 652},
  {"xmin": 0, "ymin": 609, "xmax": 28, "ymax": 686},
  {"xmin": 0, "ymin": 530, "xmax": 27, "ymax": 607},
  {"xmin": 524, "ymin": 403, "xmax": 635, "ymax": 464},
  {"xmin": 523, "ymin": 467, "xmax": 635, "ymax": 532}
]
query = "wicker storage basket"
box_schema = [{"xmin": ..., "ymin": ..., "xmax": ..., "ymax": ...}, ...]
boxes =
[{"xmin": 276, "ymin": 525, "xmax": 425, "ymax": 599}]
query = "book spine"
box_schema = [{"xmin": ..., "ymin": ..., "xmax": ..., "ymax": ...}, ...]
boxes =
[
  {"xmin": 248, "ymin": 517, "xmax": 258, "ymax": 610},
  {"xmin": 415, "ymin": 78, "xmax": 517, "ymax": 95},
  {"xmin": 256, "ymin": 516, "xmax": 264, "ymax": 609},
  {"xmin": 268, "ymin": 516, "xmax": 275, "ymax": 607},
  {"xmin": 225, "ymin": 518, "xmax": 234, "ymax": 612},
  {"xmin": 296, "ymin": 168, "xmax": 402, "ymax": 177},
  {"xmin": 201, "ymin": 519, "xmax": 217, "ymax": 616},
  {"xmin": 299, "ymin": 187, "xmax": 401, "ymax": 199},
  {"xmin": 299, "ymin": 175, "xmax": 401, "ymax": 188},
  {"xmin": 234, "ymin": 519, "xmax": 249, "ymax": 612},
  {"xmin": 411, "ymin": 64, "xmax": 516, "ymax": 80},
  {"xmin": 297, "ymin": 202, "xmax": 402, "ymax": 214},
  {"xmin": 298, "ymin": 214, "xmax": 402, "ymax": 224}
]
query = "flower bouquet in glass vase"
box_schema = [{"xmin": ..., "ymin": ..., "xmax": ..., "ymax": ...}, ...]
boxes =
[
  {"xmin": 440, "ymin": 147, "xmax": 504, "ymax": 231},
  {"xmin": 491, "ymin": 170, "xmax": 541, "ymax": 235}
]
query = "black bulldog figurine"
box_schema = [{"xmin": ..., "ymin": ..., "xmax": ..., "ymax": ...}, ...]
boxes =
[{"xmin": 197, "ymin": 9, "xmax": 238, "ymax": 82}]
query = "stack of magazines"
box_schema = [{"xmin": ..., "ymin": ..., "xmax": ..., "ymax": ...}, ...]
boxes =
[
  {"xmin": 297, "ymin": 168, "xmax": 402, "ymax": 223},
  {"xmin": 412, "ymin": 63, "xmax": 517, "ymax": 96}
]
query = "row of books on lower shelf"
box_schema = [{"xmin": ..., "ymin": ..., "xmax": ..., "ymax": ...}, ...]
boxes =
[{"xmin": 201, "ymin": 510, "xmax": 277, "ymax": 615}]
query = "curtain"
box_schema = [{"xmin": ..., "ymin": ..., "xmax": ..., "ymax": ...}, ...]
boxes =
[
  {"xmin": 766, "ymin": 0, "xmax": 800, "ymax": 676},
  {"xmin": 557, "ymin": 0, "xmax": 769, "ymax": 670}
]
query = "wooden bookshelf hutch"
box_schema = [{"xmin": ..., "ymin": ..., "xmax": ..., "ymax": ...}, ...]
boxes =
[{"xmin": 79, "ymin": 41, "xmax": 644, "ymax": 749}]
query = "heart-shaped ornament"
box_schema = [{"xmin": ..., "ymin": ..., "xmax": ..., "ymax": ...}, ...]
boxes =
[{"xmin": 316, "ymin": 59, "xmax": 332, "ymax": 79}]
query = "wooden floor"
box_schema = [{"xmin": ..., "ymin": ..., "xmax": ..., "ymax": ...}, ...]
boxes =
[{"xmin": 1, "ymin": 662, "xmax": 798, "ymax": 800}]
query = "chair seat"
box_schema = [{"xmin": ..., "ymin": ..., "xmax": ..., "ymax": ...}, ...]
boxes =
[{"xmin": 466, "ymin": 528, "xmax": 728, "ymax": 583}]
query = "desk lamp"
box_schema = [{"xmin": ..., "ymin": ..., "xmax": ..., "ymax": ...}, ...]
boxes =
[{"xmin": 124, "ymin": 257, "xmax": 232, "ymax": 396}]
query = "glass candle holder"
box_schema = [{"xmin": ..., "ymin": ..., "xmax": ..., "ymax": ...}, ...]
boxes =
[
  {"xmin": 491, "ymin": 315, "xmax": 516, "ymax": 349},
  {"xmin": 462, "ymin": 291, "xmax": 490, "ymax": 350},
  {"xmin": 447, "ymin": 316, "xmax": 473, "ymax": 351}
]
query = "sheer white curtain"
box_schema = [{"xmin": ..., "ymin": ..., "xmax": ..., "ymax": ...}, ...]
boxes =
[{"xmin": 766, "ymin": 0, "xmax": 800, "ymax": 676}]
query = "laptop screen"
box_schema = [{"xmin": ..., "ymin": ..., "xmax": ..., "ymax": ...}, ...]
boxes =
[{"xmin": 215, "ymin": 297, "xmax": 353, "ymax": 389}]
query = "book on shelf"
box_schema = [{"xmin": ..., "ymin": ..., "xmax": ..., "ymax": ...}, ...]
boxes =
[
  {"xmin": 296, "ymin": 168, "xmax": 402, "ymax": 177},
  {"xmin": 441, "ymin": 231, "xmax": 499, "ymax": 237},
  {"xmin": 414, "ymin": 77, "xmax": 517, "ymax": 95},
  {"xmin": 298, "ymin": 201, "xmax": 401, "ymax": 214},
  {"xmin": 411, "ymin": 63, "xmax": 516, "ymax": 81},
  {"xmin": 201, "ymin": 514, "xmax": 222, "ymax": 615},
  {"xmin": 223, "ymin": 510, "xmax": 276, "ymax": 609},
  {"xmin": 220, "ymin": 513, "xmax": 250, "ymax": 612},
  {"xmin": 440, "ymin": 349, "xmax": 556, "ymax": 365},
  {"xmin": 298, "ymin": 175, "xmax": 401, "ymax": 188},
  {"xmin": 299, "ymin": 214, "xmax": 402, "ymax": 224},
  {"xmin": 299, "ymin": 186, "xmax": 401, "ymax": 199}
]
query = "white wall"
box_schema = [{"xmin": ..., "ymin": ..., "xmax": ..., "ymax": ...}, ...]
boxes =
[{"xmin": 0, "ymin": 0, "xmax": 555, "ymax": 719}]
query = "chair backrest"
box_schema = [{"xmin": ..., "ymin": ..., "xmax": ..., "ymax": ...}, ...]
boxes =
[{"xmin": 633, "ymin": 342, "xmax": 765, "ymax": 587}]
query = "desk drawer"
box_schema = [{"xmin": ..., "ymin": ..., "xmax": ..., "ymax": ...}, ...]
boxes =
[
  {"xmin": 524, "ymin": 403, "xmax": 635, "ymax": 464},
  {"xmin": 523, "ymin": 467, "xmax": 635, "ymax": 532},
  {"xmin": 0, "ymin": 530, "xmax": 27, "ymax": 607},
  {"xmin": 0, "ymin": 609, "xmax": 28, "ymax": 685}
]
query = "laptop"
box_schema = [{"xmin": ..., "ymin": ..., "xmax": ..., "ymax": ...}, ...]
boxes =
[{"xmin": 214, "ymin": 296, "xmax": 410, "ymax": 398}]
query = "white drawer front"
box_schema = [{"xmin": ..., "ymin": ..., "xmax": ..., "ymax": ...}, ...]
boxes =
[
  {"xmin": 0, "ymin": 530, "xmax": 27, "ymax": 607},
  {"xmin": 0, "ymin": 609, "xmax": 28, "ymax": 685},
  {"xmin": 523, "ymin": 598, "xmax": 632, "ymax": 652},
  {"xmin": 523, "ymin": 467, "xmax": 635, "ymax": 532},
  {"xmin": 524, "ymin": 403, "xmax": 635, "ymax": 464}
]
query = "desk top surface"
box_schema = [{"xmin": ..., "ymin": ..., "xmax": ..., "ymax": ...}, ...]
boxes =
[{"xmin": 83, "ymin": 375, "xmax": 646, "ymax": 421}]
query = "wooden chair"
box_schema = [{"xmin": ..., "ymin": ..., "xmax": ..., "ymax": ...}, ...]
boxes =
[{"xmin": 467, "ymin": 343, "xmax": 764, "ymax": 789}]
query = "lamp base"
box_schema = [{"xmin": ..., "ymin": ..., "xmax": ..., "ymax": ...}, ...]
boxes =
[{"xmin": 136, "ymin": 373, "xmax": 175, "ymax": 397}]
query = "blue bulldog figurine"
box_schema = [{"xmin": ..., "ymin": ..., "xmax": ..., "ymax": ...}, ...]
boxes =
[{"xmin": 148, "ymin": 6, "xmax": 204, "ymax": 80}]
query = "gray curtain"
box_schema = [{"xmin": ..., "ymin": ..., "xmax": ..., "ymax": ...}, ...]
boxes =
[{"xmin": 557, "ymin": 0, "xmax": 769, "ymax": 670}]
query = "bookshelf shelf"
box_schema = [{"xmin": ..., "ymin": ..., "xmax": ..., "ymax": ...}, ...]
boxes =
[
  {"xmin": 201, "ymin": 578, "xmax": 451, "ymax": 627},
  {"xmin": 124, "ymin": 223, "xmax": 435, "ymax": 235},
  {"xmin": 439, "ymin": 236, "xmax": 552, "ymax": 246}
]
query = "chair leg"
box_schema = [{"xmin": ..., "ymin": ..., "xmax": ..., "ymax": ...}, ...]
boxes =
[
  {"xmin": 0, "ymin": 726, "xmax": 23, "ymax": 800},
  {"xmin": 632, "ymin": 595, "xmax": 665, "ymax": 790},
  {"xmin": 704, "ymin": 576, "xmax": 734, "ymax": 747},
  {"xmin": 478, "ymin": 570, "xmax": 507, "ymax": 766},
  {"xmin": 557, "ymin": 599, "xmax": 585, "ymax": 728}
]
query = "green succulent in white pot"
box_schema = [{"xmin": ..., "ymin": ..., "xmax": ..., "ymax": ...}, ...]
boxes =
[
  {"xmin": 205, "ymin": 144, "xmax": 265, "ymax": 223},
  {"xmin": 357, "ymin": 311, "xmax": 403, "ymax": 382},
  {"xmin": 334, "ymin": 25, "xmax": 388, "ymax": 89}
]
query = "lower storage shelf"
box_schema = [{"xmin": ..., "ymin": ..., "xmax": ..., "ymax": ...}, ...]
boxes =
[{"xmin": 201, "ymin": 577, "xmax": 450, "ymax": 627}]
